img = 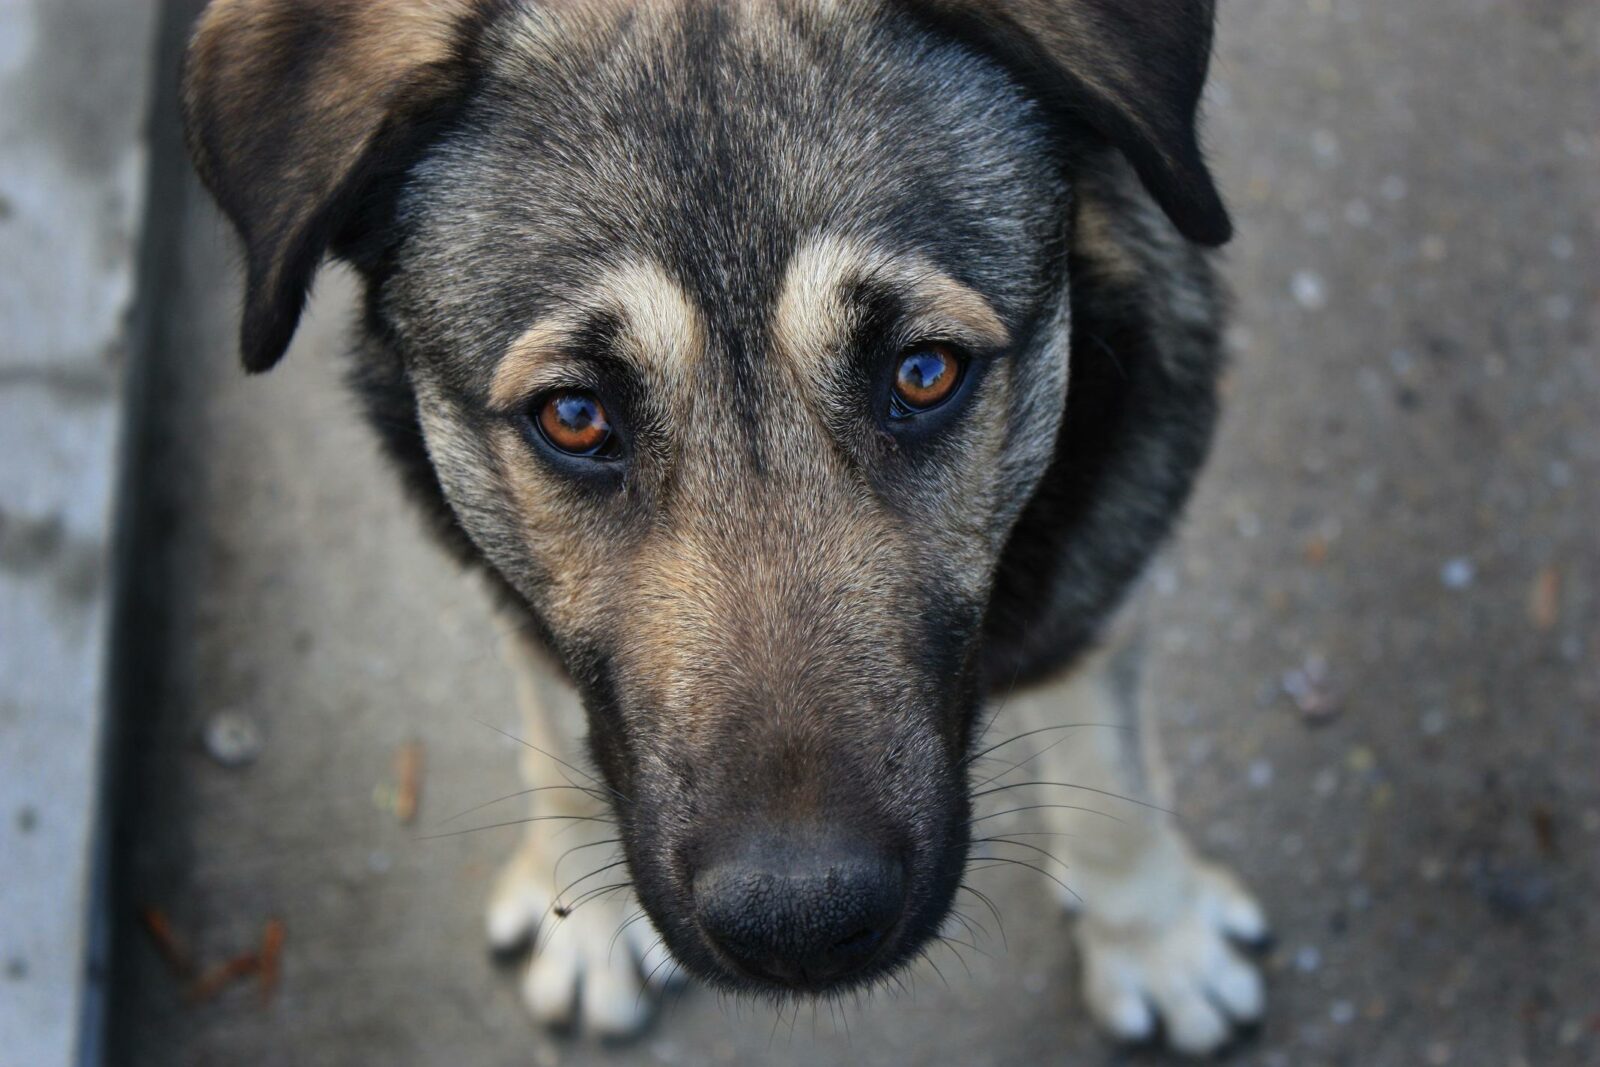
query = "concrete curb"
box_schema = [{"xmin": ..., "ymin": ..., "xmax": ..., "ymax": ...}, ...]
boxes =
[{"xmin": 0, "ymin": 5, "xmax": 160, "ymax": 1065}]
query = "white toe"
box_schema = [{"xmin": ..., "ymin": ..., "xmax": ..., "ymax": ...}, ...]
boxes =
[
  {"xmin": 1084, "ymin": 952, "xmax": 1152, "ymax": 1040},
  {"xmin": 1216, "ymin": 888, "xmax": 1267, "ymax": 943},
  {"xmin": 523, "ymin": 934, "xmax": 581, "ymax": 1025},
  {"xmin": 1157, "ymin": 981, "xmax": 1230, "ymax": 1056},
  {"xmin": 1208, "ymin": 948, "xmax": 1265, "ymax": 1021},
  {"xmin": 581, "ymin": 956, "xmax": 649, "ymax": 1035},
  {"xmin": 1098, "ymin": 987, "xmax": 1156, "ymax": 1041},
  {"xmin": 487, "ymin": 852, "xmax": 550, "ymax": 950},
  {"xmin": 487, "ymin": 889, "xmax": 544, "ymax": 950},
  {"xmin": 1199, "ymin": 863, "xmax": 1268, "ymax": 943}
]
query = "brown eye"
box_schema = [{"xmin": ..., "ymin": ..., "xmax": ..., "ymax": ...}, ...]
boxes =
[
  {"xmin": 891, "ymin": 344, "xmax": 963, "ymax": 416},
  {"xmin": 535, "ymin": 389, "xmax": 614, "ymax": 456}
]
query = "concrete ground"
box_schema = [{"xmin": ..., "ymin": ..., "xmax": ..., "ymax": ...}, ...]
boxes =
[{"xmin": 106, "ymin": 1, "xmax": 1598, "ymax": 1066}]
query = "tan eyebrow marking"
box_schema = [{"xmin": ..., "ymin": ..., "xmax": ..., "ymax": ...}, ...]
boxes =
[
  {"xmin": 490, "ymin": 317, "xmax": 576, "ymax": 410},
  {"xmin": 491, "ymin": 259, "xmax": 705, "ymax": 409},
  {"xmin": 773, "ymin": 232, "xmax": 1011, "ymax": 379}
]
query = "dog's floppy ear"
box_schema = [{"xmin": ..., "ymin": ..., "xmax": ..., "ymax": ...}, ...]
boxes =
[
  {"xmin": 182, "ymin": 0, "xmax": 491, "ymax": 371},
  {"xmin": 908, "ymin": 0, "xmax": 1231, "ymax": 245}
]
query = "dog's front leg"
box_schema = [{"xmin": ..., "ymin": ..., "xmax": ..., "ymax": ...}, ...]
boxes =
[
  {"xmin": 484, "ymin": 618, "xmax": 675, "ymax": 1036},
  {"xmin": 997, "ymin": 625, "xmax": 1268, "ymax": 1056}
]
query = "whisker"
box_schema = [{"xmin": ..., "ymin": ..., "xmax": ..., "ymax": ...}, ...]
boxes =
[
  {"xmin": 558, "ymin": 880, "xmax": 634, "ymax": 917},
  {"xmin": 918, "ymin": 946, "xmax": 952, "ymax": 989},
  {"xmin": 413, "ymin": 812, "xmax": 612, "ymax": 841},
  {"xmin": 971, "ymin": 802, "xmax": 1126, "ymax": 826},
  {"xmin": 471, "ymin": 718, "xmax": 628, "ymax": 803},
  {"xmin": 971, "ymin": 735, "xmax": 1070, "ymax": 792},
  {"xmin": 971, "ymin": 779, "xmax": 1173, "ymax": 816},
  {"xmin": 945, "ymin": 906, "xmax": 987, "ymax": 944},
  {"xmin": 964, "ymin": 664, "xmax": 1026, "ymax": 765},
  {"xmin": 935, "ymin": 935, "xmax": 975, "ymax": 979},
  {"xmin": 962, "ymin": 721, "xmax": 1132, "ymax": 769},
  {"xmin": 607, "ymin": 907, "xmax": 649, "ymax": 959},
  {"xmin": 546, "ymin": 807, "xmax": 612, "ymax": 845},
  {"xmin": 934, "ymin": 931, "xmax": 984, "ymax": 956},
  {"xmin": 668, "ymin": 957, "xmax": 692, "ymax": 1012},
  {"xmin": 551, "ymin": 858, "xmax": 631, "ymax": 914},
  {"xmin": 884, "ymin": 968, "xmax": 911, "ymax": 1000},
  {"xmin": 956, "ymin": 883, "xmax": 1007, "ymax": 949},
  {"xmin": 979, "ymin": 835, "xmax": 1072, "ymax": 873},
  {"xmin": 637, "ymin": 937, "xmax": 676, "ymax": 1014},
  {"xmin": 768, "ymin": 998, "xmax": 785, "ymax": 1050},
  {"xmin": 971, "ymin": 723, "xmax": 1123, "ymax": 791},
  {"xmin": 433, "ymin": 784, "xmax": 608, "ymax": 827},
  {"xmin": 550, "ymin": 838, "xmax": 621, "ymax": 894},
  {"xmin": 968, "ymin": 854, "xmax": 1082, "ymax": 905}
]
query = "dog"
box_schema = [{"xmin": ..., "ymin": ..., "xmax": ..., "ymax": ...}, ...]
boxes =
[{"xmin": 182, "ymin": 0, "xmax": 1268, "ymax": 1055}]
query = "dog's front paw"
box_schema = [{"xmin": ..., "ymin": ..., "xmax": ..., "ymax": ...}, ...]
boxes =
[
  {"xmin": 1076, "ymin": 860, "xmax": 1267, "ymax": 1056},
  {"xmin": 487, "ymin": 842, "xmax": 680, "ymax": 1037}
]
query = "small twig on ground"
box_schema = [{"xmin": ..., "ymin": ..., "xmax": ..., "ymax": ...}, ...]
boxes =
[
  {"xmin": 187, "ymin": 952, "xmax": 260, "ymax": 1003},
  {"xmin": 259, "ymin": 918, "xmax": 286, "ymax": 1004},
  {"xmin": 139, "ymin": 906, "xmax": 196, "ymax": 980},
  {"xmin": 395, "ymin": 740, "xmax": 425, "ymax": 824}
]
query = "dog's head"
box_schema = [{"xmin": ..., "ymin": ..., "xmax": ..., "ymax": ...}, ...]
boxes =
[{"xmin": 184, "ymin": 0, "xmax": 1225, "ymax": 995}]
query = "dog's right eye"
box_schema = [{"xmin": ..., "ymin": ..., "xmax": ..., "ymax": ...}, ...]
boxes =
[{"xmin": 534, "ymin": 389, "xmax": 617, "ymax": 458}]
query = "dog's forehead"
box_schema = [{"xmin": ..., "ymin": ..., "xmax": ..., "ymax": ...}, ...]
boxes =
[{"xmin": 398, "ymin": 0, "xmax": 1064, "ymax": 394}]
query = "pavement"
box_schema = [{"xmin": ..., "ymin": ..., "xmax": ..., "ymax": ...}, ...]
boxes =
[
  {"xmin": 0, "ymin": 4, "xmax": 158, "ymax": 1065},
  {"xmin": 100, "ymin": 1, "xmax": 1598, "ymax": 1066}
]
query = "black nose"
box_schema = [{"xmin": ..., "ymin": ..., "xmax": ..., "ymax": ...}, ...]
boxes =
[{"xmin": 693, "ymin": 829, "xmax": 906, "ymax": 988}]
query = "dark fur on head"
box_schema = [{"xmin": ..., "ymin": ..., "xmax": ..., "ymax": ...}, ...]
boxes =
[{"xmin": 183, "ymin": 0, "xmax": 1228, "ymax": 995}]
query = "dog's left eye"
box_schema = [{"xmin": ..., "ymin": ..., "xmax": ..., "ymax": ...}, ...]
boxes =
[{"xmin": 890, "ymin": 344, "xmax": 964, "ymax": 418}]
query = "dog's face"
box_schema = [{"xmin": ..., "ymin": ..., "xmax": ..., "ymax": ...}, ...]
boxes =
[
  {"xmin": 185, "ymin": 0, "xmax": 1227, "ymax": 995},
  {"xmin": 391, "ymin": 5, "xmax": 1076, "ymax": 991}
]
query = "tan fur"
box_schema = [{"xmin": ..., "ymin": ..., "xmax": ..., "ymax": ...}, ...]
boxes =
[
  {"xmin": 189, "ymin": 0, "xmax": 468, "ymax": 128},
  {"xmin": 488, "ymin": 320, "xmax": 580, "ymax": 412},
  {"xmin": 773, "ymin": 232, "xmax": 1011, "ymax": 384},
  {"xmin": 490, "ymin": 260, "xmax": 707, "ymax": 410},
  {"xmin": 616, "ymin": 485, "xmax": 910, "ymax": 745},
  {"xmin": 487, "ymin": 427, "xmax": 617, "ymax": 625},
  {"xmin": 1074, "ymin": 196, "xmax": 1144, "ymax": 286}
]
